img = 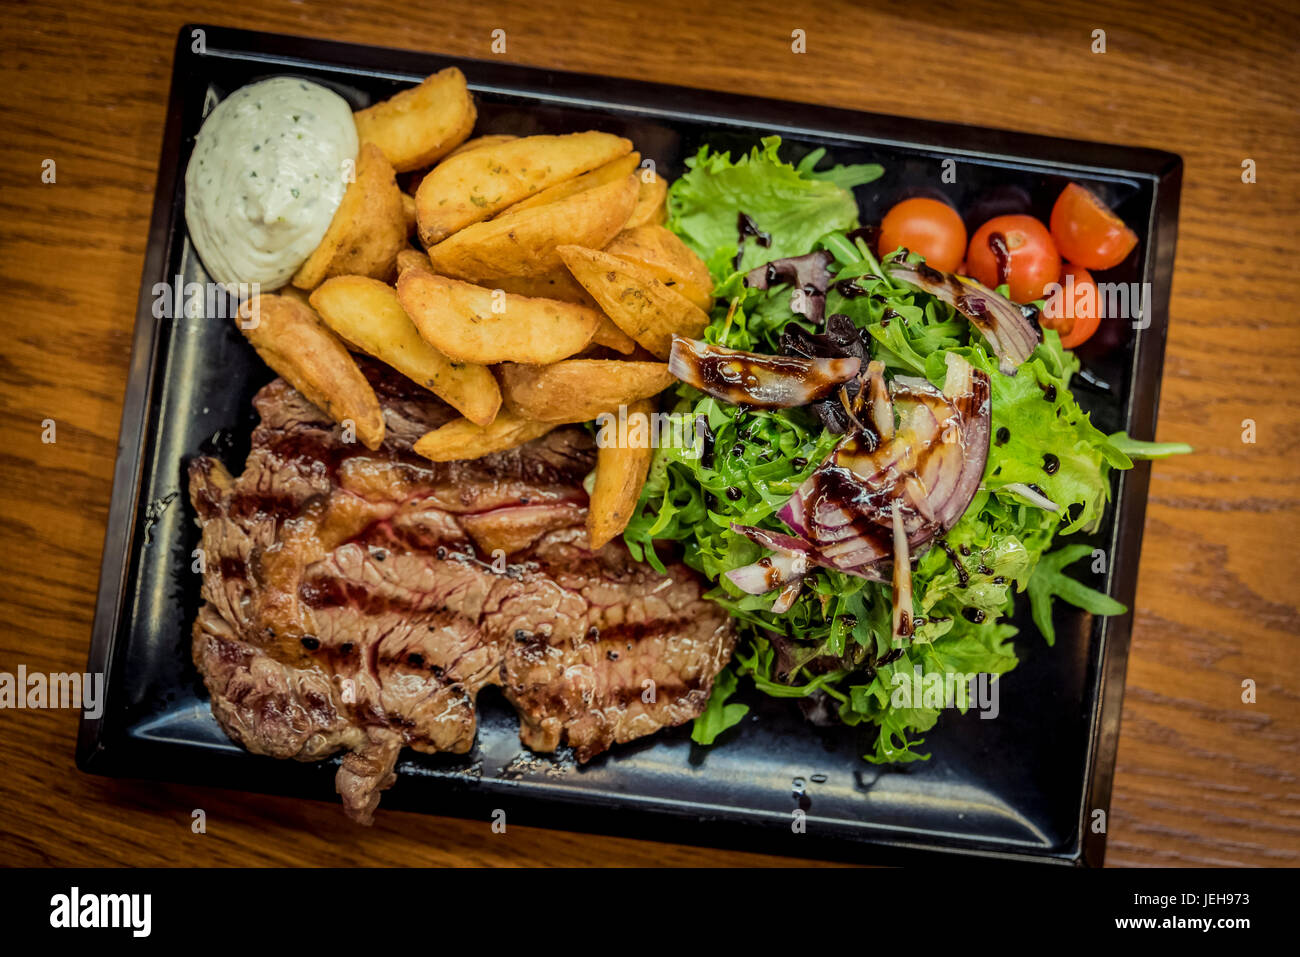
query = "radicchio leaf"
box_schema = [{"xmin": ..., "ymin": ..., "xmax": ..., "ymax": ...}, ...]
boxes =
[
  {"xmin": 744, "ymin": 250, "xmax": 835, "ymax": 324},
  {"xmin": 781, "ymin": 314, "xmax": 869, "ymax": 433}
]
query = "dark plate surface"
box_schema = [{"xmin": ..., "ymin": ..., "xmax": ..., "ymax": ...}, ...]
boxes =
[{"xmin": 78, "ymin": 24, "xmax": 1181, "ymax": 866}]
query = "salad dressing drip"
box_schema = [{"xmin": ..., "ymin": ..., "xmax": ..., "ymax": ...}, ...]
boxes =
[
  {"xmin": 734, "ymin": 211, "xmax": 772, "ymax": 268},
  {"xmin": 938, "ymin": 539, "xmax": 970, "ymax": 588},
  {"xmin": 987, "ymin": 231, "xmax": 1011, "ymax": 287},
  {"xmin": 834, "ymin": 279, "xmax": 871, "ymax": 299}
]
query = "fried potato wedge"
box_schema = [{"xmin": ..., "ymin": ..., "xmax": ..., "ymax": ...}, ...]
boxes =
[
  {"xmin": 499, "ymin": 360, "xmax": 674, "ymax": 423},
  {"xmin": 415, "ymin": 131, "xmax": 633, "ymax": 245},
  {"xmin": 402, "ymin": 137, "xmax": 507, "ymax": 204},
  {"xmin": 309, "ymin": 275, "xmax": 501, "ymax": 426},
  {"xmin": 473, "ymin": 274, "xmax": 635, "ymax": 351},
  {"xmin": 556, "ymin": 245, "xmax": 709, "ymax": 359},
  {"xmin": 292, "ymin": 144, "xmax": 407, "ymax": 290},
  {"xmin": 604, "ymin": 224, "xmax": 714, "ymax": 312},
  {"xmin": 590, "ymin": 315, "xmax": 638, "ymax": 354},
  {"xmin": 353, "ymin": 67, "xmax": 476, "ymax": 172},
  {"xmin": 277, "ymin": 285, "xmax": 312, "ymax": 309},
  {"xmin": 401, "ymin": 193, "xmax": 417, "ymax": 235},
  {"xmin": 496, "ymin": 151, "xmax": 640, "ymax": 218},
  {"xmin": 426, "ymin": 173, "xmax": 638, "ymax": 282},
  {"xmin": 397, "ymin": 259, "xmax": 610, "ymax": 318},
  {"xmin": 444, "ymin": 133, "xmax": 517, "ymax": 159},
  {"xmin": 396, "ymin": 269, "xmax": 601, "ymax": 365},
  {"xmin": 237, "ymin": 293, "xmax": 385, "ymax": 450},
  {"xmin": 395, "ymin": 247, "xmax": 429, "ymax": 274},
  {"xmin": 625, "ymin": 171, "xmax": 669, "ymax": 228},
  {"xmin": 490, "ymin": 270, "xmax": 598, "ymax": 306},
  {"xmin": 413, "ymin": 410, "xmax": 555, "ymax": 462},
  {"xmin": 587, "ymin": 397, "xmax": 656, "ymax": 548}
]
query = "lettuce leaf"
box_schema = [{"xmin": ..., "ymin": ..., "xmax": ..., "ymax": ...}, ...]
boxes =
[
  {"xmin": 668, "ymin": 136, "xmax": 882, "ymax": 282},
  {"xmin": 1107, "ymin": 431, "xmax": 1194, "ymax": 459},
  {"xmin": 691, "ymin": 666, "xmax": 749, "ymax": 745},
  {"xmin": 1027, "ymin": 545, "xmax": 1128, "ymax": 645},
  {"xmin": 939, "ymin": 340, "xmax": 1130, "ymax": 535}
]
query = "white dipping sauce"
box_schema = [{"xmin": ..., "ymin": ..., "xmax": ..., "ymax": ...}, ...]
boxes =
[{"xmin": 184, "ymin": 77, "xmax": 358, "ymax": 289}]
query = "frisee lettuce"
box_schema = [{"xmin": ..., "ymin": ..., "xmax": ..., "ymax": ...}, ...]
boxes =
[
  {"xmin": 633, "ymin": 138, "xmax": 1180, "ymax": 763},
  {"xmin": 1027, "ymin": 545, "xmax": 1127, "ymax": 646},
  {"xmin": 690, "ymin": 666, "xmax": 749, "ymax": 745}
]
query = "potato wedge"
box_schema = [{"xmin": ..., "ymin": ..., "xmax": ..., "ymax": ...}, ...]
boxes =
[
  {"xmin": 395, "ymin": 247, "xmax": 429, "ymax": 274},
  {"xmin": 625, "ymin": 171, "xmax": 669, "ymax": 228},
  {"xmin": 309, "ymin": 276, "xmax": 501, "ymax": 426},
  {"xmin": 604, "ymin": 224, "xmax": 714, "ymax": 312},
  {"xmin": 426, "ymin": 173, "xmax": 638, "ymax": 281},
  {"xmin": 413, "ymin": 410, "xmax": 555, "ymax": 462},
  {"xmin": 415, "ymin": 131, "xmax": 633, "ymax": 245},
  {"xmin": 401, "ymin": 193, "xmax": 417, "ymax": 235},
  {"xmin": 496, "ymin": 152, "xmax": 640, "ymax": 218},
  {"xmin": 399, "ymin": 262, "xmax": 605, "ymax": 311},
  {"xmin": 236, "ymin": 294, "xmax": 385, "ymax": 450},
  {"xmin": 396, "ymin": 269, "xmax": 601, "ymax": 365},
  {"xmin": 499, "ymin": 360, "xmax": 674, "ymax": 423},
  {"xmin": 277, "ymin": 285, "xmax": 313, "ymax": 309},
  {"xmin": 587, "ymin": 398, "xmax": 656, "ymax": 548},
  {"xmin": 353, "ymin": 67, "xmax": 476, "ymax": 172},
  {"xmin": 556, "ymin": 245, "xmax": 709, "ymax": 359},
  {"xmin": 489, "ymin": 271, "xmax": 596, "ymax": 306},
  {"xmin": 292, "ymin": 144, "xmax": 407, "ymax": 290},
  {"xmin": 445, "ymin": 133, "xmax": 517, "ymax": 159},
  {"xmin": 590, "ymin": 315, "xmax": 638, "ymax": 354}
]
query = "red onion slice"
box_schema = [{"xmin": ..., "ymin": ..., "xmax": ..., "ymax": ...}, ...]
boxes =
[
  {"xmin": 669, "ymin": 336, "xmax": 860, "ymax": 409},
  {"xmin": 934, "ymin": 352, "xmax": 991, "ymax": 528},
  {"xmin": 771, "ymin": 579, "xmax": 804, "ymax": 614},
  {"xmin": 741, "ymin": 353, "xmax": 990, "ymax": 583},
  {"xmin": 865, "ymin": 360, "xmax": 893, "ymax": 439},
  {"xmin": 886, "ymin": 260, "xmax": 1039, "ymax": 374},
  {"xmin": 725, "ymin": 549, "xmax": 809, "ymax": 595},
  {"xmin": 725, "ymin": 353, "xmax": 989, "ymax": 618},
  {"xmin": 997, "ymin": 482, "xmax": 1060, "ymax": 512},
  {"xmin": 890, "ymin": 504, "xmax": 913, "ymax": 645},
  {"xmin": 731, "ymin": 524, "xmax": 886, "ymax": 582}
]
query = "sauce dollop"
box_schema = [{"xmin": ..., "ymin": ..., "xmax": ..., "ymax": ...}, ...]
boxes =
[{"xmin": 184, "ymin": 77, "xmax": 358, "ymax": 288}]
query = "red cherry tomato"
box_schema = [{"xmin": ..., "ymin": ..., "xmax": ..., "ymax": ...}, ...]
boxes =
[
  {"xmin": 966, "ymin": 214, "xmax": 1061, "ymax": 304},
  {"xmin": 877, "ymin": 198, "xmax": 966, "ymax": 273},
  {"xmin": 1049, "ymin": 183, "xmax": 1138, "ymax": 271},
  {"xmin": 1042, "ymin": 264, "xmax": 1102, "ymax": 349}
]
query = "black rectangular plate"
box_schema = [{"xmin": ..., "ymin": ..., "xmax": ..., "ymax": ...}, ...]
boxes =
[{"xmin": 78, "ymin": 24, "xmax": 1181, "ymax": 866}]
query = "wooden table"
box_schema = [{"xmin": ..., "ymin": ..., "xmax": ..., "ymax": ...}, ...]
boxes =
[{"xmin": 1, "ymin": 0, "xmax": 1296, "ymax": 868}]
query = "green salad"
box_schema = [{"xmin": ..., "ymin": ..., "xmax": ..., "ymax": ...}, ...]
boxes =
[{"xmin": 623, "ymin": 137, "xmax": 1187, "ymax": 762}]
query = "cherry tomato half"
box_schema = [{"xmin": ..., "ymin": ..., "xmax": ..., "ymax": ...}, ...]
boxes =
[
  {"xmin": 1049, "ymin": 183, "xmax": 1138, "ymax": 271},
  {"xmin": 966, "ymin": 214, "xmax": 1061, "ymax": 304},
  {"xmin": 877, "ymin": 197, "xmax": 967, "ymax": 273},
  {"xmin": 1042, "ymin": 264, "xmax": 1102, "ymax": 349}
]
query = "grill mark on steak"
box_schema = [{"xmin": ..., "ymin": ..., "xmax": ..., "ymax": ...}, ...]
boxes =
[{"xmin": 189, "ymin": 366, "xmax": 735, "ymax": 822}]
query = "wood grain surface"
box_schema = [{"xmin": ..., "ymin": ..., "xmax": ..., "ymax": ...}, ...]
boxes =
[{"xmin": 0, "ymin": 0, "xmax": 1296, "ymax": 868}]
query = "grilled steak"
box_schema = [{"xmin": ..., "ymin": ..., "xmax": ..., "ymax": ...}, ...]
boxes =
[{"xmin": 188, "ymin": 366, "xmax": 735, "ymax": 822}]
